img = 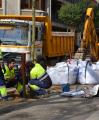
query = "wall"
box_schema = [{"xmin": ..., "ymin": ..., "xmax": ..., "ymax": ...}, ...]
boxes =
[{"xmin": 5, "ymin": 0, "xmax": 20, "ymax": 15}]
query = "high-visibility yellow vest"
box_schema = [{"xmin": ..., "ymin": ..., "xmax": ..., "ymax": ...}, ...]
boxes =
[
  {"xmin": 30, "ymin": 63, "xmax": 45, "ymax": 80},
  {"xmin": 2, "ymin": 65, "xmax": 15, "ymax": 80}
]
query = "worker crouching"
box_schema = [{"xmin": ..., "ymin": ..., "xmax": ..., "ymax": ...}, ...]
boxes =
[{"xmin": 26, "ymin": 61, "xmax": 52, "ymax": 97}]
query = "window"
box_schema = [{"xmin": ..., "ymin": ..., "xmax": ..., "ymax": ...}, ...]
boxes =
[
  {"xmin": 21, "ymin": 0, "xmax": 44, "ymax": 9},
  {"xmin": 35, "ymin": 0, "xmax": 39, "ymax": 9},
  {"xmin": 41, "ymin": 0, "xmax": 45, "ymax": 11},
  {"xmin": 0, "ymin": 0, "xmax": 2, "ymax": 8},
  {"xmin": 21, "ymin": 0, "xmax": 32, "ymax": 9},
  {"xmin": 0, "ymin": 25, "xmax": 29, "ymax": 46}
]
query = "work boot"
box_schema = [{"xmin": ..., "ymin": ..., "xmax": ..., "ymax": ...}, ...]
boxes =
[
  {"xmin": 35, "ymin": 88, "xmax": 48, "ymax": 95},
  {"xmin": 39, "ymin": 93, "xmax": 50, "ymax": 98},
  {"xmin": 2, "ymin": 96, "xmax": 13, "ymax": 101}
]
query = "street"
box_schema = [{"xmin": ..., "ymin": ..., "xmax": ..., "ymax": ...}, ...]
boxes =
[
  {"xmin": 0, "ymin": 0, "xmax": 98, "ymax": 120},
  {"xmin": 0, "ymin": 94, "xmax": 99, "ymax": 120}
]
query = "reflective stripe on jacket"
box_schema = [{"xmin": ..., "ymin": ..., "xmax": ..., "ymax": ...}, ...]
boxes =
[
  {"xmin": 2, "ymin": 65, "xmax": 15, "ymax": 80},
  {"xmin": 0, "ymin": 86, "xmax": 7, "ymax": 97},
  {"xmin": 30, "ymin": 63, "xmax": 45, "ymax": 80}
]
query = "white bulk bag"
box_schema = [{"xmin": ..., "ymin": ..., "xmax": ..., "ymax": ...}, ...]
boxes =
[
  {"xmin": 92, "ymin": 64, "xmax": 99, "ymax": 75},
  {"xmin": 47, "ymin": 62, "xmax": 77, "ymax": 85},
  {"xmin": 78, "ymin": 60, "xmax": 87, "ymax": 68},
  {"xmin": 78, "ymin": 64, "xmax": 99, "ymax": 84},
  {"xmin": 89, "ymin": 85, "xmax": 99, "ymax": 96},
  {"xmin": 95, "ymin": 61, "xmax": 99, "ymax": 71}
]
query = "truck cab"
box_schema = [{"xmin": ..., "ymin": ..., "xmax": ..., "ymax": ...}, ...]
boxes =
[{"xmin": 0, "ymin": 18, "xmax": 44, "ymax": 63}]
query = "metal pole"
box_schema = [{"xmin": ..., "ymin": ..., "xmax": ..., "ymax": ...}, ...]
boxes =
[
  {"xmin": 21, "ymin": 53, "xmax": 27, "ymax": 98},
  {"xmin": 31, "ymin": 0, "xmax": 35, "ymax": 63}
]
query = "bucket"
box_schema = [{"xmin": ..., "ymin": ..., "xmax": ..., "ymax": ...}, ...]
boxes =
[{"xmin": 61, "ymin": 83, "xmax": 70, "ymax": 92}]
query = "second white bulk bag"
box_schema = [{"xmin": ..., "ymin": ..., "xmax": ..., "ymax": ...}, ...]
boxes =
[{"xmin": 78, "ymin": 64, "xmax": 99, "ymax": 84}]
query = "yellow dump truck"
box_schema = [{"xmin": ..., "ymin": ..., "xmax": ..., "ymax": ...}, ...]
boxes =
[{"xmin": 0, "ymin": 15, "xmax": 75, "ymax": 63}]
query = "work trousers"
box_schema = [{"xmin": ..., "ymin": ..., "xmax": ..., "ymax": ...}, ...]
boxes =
[
  {"xmin": 0, "ymin": 78, "xmax": 7, "ymax": 99},
  {"xmin": 28, "ymin": 74, "xmax": 52, "ymax": 95},
  {"xmin": 5, "ymin": 78, "xmax": 23, "ymax": 97}
]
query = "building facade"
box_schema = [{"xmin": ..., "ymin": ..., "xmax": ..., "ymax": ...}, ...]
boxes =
[{"xmin": 0, "ymin": 0, "xmax": 68, "ymax": 31}]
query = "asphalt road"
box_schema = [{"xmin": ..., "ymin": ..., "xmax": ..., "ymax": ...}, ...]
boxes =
[{"xmin": 0, "ymin": 94, "xmax": 99, "ymax": 120}]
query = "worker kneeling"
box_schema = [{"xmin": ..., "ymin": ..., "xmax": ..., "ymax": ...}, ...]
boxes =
[
  {"xmin": 2, "ymin": 58, "xmax": 23, "ymax": 97},
  {"xmin": 0, "ymin": 47, "xmax": 8, "ymax": 100},
  {"xmin": 0, "ymin": 62, "xmax": 8, "ymax": 100},
  {"xmin": 26, "ymin": 61, "xmax": 52, "ymax": 96}
]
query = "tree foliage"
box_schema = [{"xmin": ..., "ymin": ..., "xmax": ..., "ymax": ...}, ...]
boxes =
[
  {"xmin": 94, "ymin": 6, "xmax": 99, "ymax": 27},
  {"xmin": 58, "ymin": 0, "xmax": 99, "ymax": 30}
]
